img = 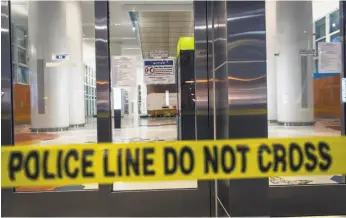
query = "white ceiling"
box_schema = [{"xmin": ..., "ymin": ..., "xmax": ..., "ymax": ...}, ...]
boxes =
[
  {"xmin": 10, "ymin": 1, "xmax": 193, "ymax": 58},
  {"xmin": 138, "ymin": 11, "xmax": 193, "ymax": 58}
]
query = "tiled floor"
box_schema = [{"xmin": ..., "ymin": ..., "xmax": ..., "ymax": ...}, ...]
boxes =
[{"xmin": 14, "ymin": 117, "xmax": 343, "ymax": 191}]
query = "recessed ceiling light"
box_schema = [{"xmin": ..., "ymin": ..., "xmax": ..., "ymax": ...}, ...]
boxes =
[{"xmin": 114, "ymin": 23, "xmax": 120, "ymax": 26}]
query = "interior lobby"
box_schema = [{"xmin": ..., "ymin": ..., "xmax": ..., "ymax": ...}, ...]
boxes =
[{"xmin": 2, "ymin": 0, "xmax": 346, "ymax": 217}]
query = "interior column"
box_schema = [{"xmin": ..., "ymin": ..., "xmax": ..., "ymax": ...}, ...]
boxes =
[
  {"xmin": 66, "ymin": 1, "xmax": 85, "ymax": 127},
  {"xmin": 28, "ymin": 1, "xmax": 70, "ymax": 131},
  {"xmin": 266, "ymin": 0, "xmax": 277, "ymax": 122},
  {"xmin": 276, "ymin": 0, "xmax": 314, "ymax": 125}
]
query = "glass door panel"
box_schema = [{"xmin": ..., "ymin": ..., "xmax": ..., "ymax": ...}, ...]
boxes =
[
  {"xmin": 10, "ymin": 0, "xmax": 98, "ymax": 192},
  {"xmin": 108, "ymin": 1, "xmax": 198, "ymax": 192}
]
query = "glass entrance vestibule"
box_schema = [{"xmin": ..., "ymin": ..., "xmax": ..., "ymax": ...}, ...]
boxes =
[{"xmin": 1, "ymin": 0, "xmax": 346, "ymax": 217}]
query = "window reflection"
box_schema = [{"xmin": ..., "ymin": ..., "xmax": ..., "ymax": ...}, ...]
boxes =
[
  {"xmin": 329, "ymin": 10, "xmax": 340, "ymax": 33},
  {"xmin": 315, "ymin": 18, "xmax": 326, "ymax": 39}
]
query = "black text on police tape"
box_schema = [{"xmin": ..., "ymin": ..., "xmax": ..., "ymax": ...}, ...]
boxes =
[{"xmin": 7, "ymin": 141, "xmax": 332, "ymax": 181}]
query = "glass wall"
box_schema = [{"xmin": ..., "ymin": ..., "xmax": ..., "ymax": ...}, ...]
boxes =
[
  {"xmin": 267, "ymin": 0, "xmax": 343, "ymax": 186},
  {"xmin": 10, "ymin": 0, "xmax": 98, "ymax": 192},
  {"xmin": 84, "ymin": 65, "xmax": 96, "ymax": 117},
  {"xmin": 108, "ymin": 1, "xmax": 196, "ymax": 191}
]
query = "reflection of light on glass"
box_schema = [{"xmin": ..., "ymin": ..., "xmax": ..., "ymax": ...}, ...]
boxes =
[
  {"xmin": 332, "ymin": 23, "xmax": 336, "ymax": 27},
  {"xmin": 95, "ymin": 25, "xmax": 107, "ymax": 30},
  {"xmin": 165, "ymin": 90, "xmax": 169, "ymax": 106}
]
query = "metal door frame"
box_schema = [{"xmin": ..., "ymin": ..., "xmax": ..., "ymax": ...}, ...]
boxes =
[
  {"xmin": 1, "ymin": 1, "xmax": 212, "ymax": 216},
  {"xmin": 228, "ymin": 1, "xmax": 346, "ymax": 216}
]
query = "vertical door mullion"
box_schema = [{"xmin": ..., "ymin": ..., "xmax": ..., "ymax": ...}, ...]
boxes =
[
  {"xmin": 339, "ymin": 0, "xmax": 346, "ymax": 183},
  {"xmin": 1, "ymin": 0, "xmax": 14, "ymax": 147},
  {"xmin": 94, "ymin": 0, "xmax": 113, "ymax": 193},
  {"xmin": 1, "ymin": 1, "xmax": 16, "ymax": 215}
]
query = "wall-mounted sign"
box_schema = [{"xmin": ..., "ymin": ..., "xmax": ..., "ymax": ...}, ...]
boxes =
[
  {"xmin": 318, "ymin": 42, "xmax": 342, "ymax": 73},
  {"xmin": 111, "ymin": 56, "xmax": 136, "ymax": 87},
  {"xmin": 144, "ymin": 59, "xmax": 175, "ymax": 84},
  {"xmin": 52, "ymin": 54, "xmax": 69, "ymax": 60},
  {"xmin": 299, "ymin": 48, "xmax": 315, "ymax": 56},
  {"xmin": 150, "ymin": 50, "xmax": 169, "ymax": 58}
]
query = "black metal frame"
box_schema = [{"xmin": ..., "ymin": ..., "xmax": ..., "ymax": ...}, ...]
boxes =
[{"xmin": 1, "ymin": 1, "xmax": 212, "ymax": 216}]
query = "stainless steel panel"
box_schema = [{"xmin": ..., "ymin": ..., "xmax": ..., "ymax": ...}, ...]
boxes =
[
  {"xmin": 194, "ymin": 1, "xmax": 215, "ymax": 216},
  {"xmin": 95, "ymin": 1, "xmax": 112, "ymax": 143},
  {"xmin": 212, "ymin": 1, "xmax": 230, "ymax": 216},
  {"xmin": 213, "ymin": 0, "xmax": 228, "ymax": 140},
  {"xmin": 227, "ymin": 1, "xmax": 268, "ymax": 216},
  {"xmin": 195, "ymin": 1, "xmax": 212, "ymax": 140}
]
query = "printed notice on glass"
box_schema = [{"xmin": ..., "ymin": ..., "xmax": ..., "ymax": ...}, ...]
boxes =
[
  {"xmin": 342, "ymin": 78, "xmax": 346, "ymax": 103},
  {"xmin": 111, "ymin": 56, "xmax": 136, "ymax": 87},
  {"xmin": 144, "ymin": 59, "xmax": 175, "ymax": 84},
  {"xmin": 318, "ymin": 42, "xmax": 342, "ymax": 73}
]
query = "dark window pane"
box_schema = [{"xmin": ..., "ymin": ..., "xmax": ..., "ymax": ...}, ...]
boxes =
[
  {"xmin": 315, "ymin": 18, "xmax": 326, "ymax": 39},
  {"xmin": 331, "ymin": 33, "xmax": 340, "ymax": 42},
  {"xmin": 17, "ymin": 66, "xmax": 29, "ymax": 84},
  {"xmin": 329, "ymin": 10, "xmax": 340, "ymax": 33}
]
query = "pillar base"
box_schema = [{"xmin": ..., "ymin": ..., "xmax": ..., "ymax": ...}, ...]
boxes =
[
  {"xmin": 277, "ymin": 121, "xmax": 315, "ymax": 126},
  {"xmin": 31, "ymin": 127, "xmax": 69, "ymax": 133},
  {"xmin": 69, "ymin": 123, "xmax": 85, "ymax": 128}
]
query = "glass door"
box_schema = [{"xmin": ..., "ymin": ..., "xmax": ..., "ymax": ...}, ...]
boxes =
[
  {"xmin": 227, "ymin": 0, "xmax": 346, "ymax": 216},
  {"xmin": 2, "ymin": 1, "xmax": 213, "ymax": 216}
]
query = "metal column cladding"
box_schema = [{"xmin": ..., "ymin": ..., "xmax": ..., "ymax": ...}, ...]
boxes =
[
  {"xmin": 95, "ymin": 1, "xmax": 112, "ymax": 143},
  {"xmin": 227, "ymin": 1, "xmax": 269, "ymax": 216}
]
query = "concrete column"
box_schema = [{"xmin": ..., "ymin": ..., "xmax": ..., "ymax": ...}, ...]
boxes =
[
  {"xmin": 28, "ymin": 1, "xmax": 70, "ymax": 131},
  {"xmin": 276, "ymin": 1, "xmax": 314, "ymax": 125},
  {"xmin": 266, "ymin": 1, "xmax": 277, "ymax": 122},
  {"xmin": 66, "ymin": 1, "xmax": 85, "ymax": 127}
]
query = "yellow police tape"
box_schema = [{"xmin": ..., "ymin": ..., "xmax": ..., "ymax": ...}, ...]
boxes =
[{"xmin": 2, "ymin": 136, "xmax": 346, "ymax": 188}]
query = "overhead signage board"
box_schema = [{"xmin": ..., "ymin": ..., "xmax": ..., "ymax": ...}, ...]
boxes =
[
  {"xmin": 111, "ymin": 56, "xmax": 136, "ymax": 87},
  {"xmin": 144, "ymin": 59, "xmax": 175, "ymax": 84},
  {"xmin": 318, "ymin": 42, "xmax": 342, "ymax": 73}
]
